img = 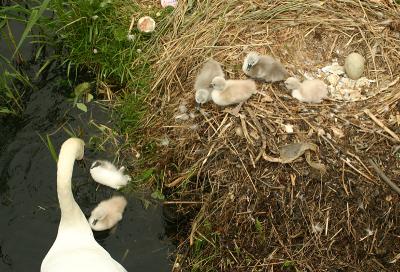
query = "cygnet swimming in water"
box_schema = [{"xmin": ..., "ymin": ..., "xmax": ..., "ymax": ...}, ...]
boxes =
[
  {"xmin": 284, "ymin": 77, "xmax": 328, "ymax": 103},
  {"xmin": 210, "ymin": 76, "xmax": 257, "ymax": 106},
  {"xmin": 88, "ymin": 196, "xmax": 128, "ymax": 231},
  {"xmin": 90, "ymin": 160, "xmax": 131, "ymax": 190},
  {"xmin": 242, "ymin": 51, "xmax": 289, "ymax": 82},
  {"xmin": 194, "ymin": 59, "xmax": 224, "ymax": 109}
]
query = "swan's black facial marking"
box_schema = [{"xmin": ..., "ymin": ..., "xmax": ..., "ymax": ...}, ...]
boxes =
[
  {"xmin": 91, "ymin": 161, "xmax": 101, "ymax": 169},
  {"xmin": 92, "ymin": 219, "xmax": 98, "ymax": 226}
]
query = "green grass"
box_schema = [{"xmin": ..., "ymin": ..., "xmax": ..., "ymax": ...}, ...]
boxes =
[
  {"xmin": 49, "ymin": 0, "xmax": 174, "ymax": 139},
  {"xmin": 0, "ymin": 1, "xmax": 51, "ymax": 115},
  {"xmin": 50, "ymin": 0, "xmax": 169, "ymax": 85}
]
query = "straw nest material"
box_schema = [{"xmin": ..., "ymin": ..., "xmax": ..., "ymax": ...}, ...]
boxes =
[{"xmin": 142, "ymin": 1, "xmax": 400, "ymax": 271}]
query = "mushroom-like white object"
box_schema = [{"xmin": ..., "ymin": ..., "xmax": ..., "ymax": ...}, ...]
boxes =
[{"xmin": 137, "ymin": 16, "xmax": 156, "ymax": 33}]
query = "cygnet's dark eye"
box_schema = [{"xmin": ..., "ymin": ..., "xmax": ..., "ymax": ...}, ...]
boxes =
[{"xmin": 91, "ymin": 161, "xmax": 100, "ymax": 169}]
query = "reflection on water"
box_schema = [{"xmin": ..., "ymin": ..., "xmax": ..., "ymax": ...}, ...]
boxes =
[{"xmin": 0, "ymin": 77, "xmax": 175, "ymax": 271}]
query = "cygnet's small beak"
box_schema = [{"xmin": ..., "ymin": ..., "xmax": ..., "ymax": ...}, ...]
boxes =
[
  {"xmin": 195, "ymin": 102, "xmax": 201, "ymax": 111},
  {"xmin": 90, "ymin": 161, "xmax": 100, "ymax": 169},
  {"xmin": 92, "ymin": 219, "xmax": 98, "ymax": 226},
  {"xmin": 247, "ymin": 64, "xmax": 252, "ymax": 70}
]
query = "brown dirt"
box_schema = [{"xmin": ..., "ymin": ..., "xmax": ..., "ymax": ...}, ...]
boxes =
[{"xmin": 132, "ymin": 1, "xmax": 400, "ymax": 271}]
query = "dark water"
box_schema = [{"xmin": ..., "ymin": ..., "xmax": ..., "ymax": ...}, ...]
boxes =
[
  {"xmin": 0, "ymin": 9, "xmax": 175, "ymax": 272},
  {"xmin": 0, "ymin": 80, "xmax": 175, "ymax": 272}
]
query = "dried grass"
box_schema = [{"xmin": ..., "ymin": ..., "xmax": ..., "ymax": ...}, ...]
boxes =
[{"xmin": 139, "ymin": 1, "xmax": 400, "ymax": 271}]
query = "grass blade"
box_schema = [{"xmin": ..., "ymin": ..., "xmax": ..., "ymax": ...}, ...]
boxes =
[
  {"xmin": 46, "ymin": 134, "xmax": 58, "ymax": 163},
  {"xmin": 13, "ymin": 0, "xmax": 51, "ymax": 57},
  {"xmin": 38, "ymin": 133, "xmax": 58, "ymax": 163}
]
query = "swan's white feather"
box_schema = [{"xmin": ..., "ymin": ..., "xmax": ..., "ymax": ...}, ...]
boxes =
[{"xmin": 41, "ymin": 138, "xmax": 126, "ymax": 272}]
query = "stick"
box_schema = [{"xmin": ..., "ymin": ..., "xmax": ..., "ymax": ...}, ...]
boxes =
[
  {"xmin": 368, "ymin": 159, "xmax": 400, "ymax": 195},
  {"xmin": 364, "ymin": 109, "xmax": 400, "ymax": 142},
  {"xmin": 246, "ymin": 107, "xmax": 266, "ymax": 163}
]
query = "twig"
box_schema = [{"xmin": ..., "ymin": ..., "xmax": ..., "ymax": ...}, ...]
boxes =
[
  {"xmin": 368, "ymin": 159, "xmax": 400, "ymax": 195},
  {"xmin": 163, "ymin": 201, "xmax": 203, "ymax": 205},
  {"xmin": 364, "ymin": 109, "xmax": 400, "ymax": 142},
  {"xmin": 341, "ymin": 158, "xmax": 376, "ymax": 184},
  {"xmin": 246, "ymin": 107, "xmax": 266, "ymax": 163}
]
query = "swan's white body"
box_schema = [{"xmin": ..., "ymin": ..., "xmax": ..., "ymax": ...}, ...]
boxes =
[
  {"xmin": 284, "ymin": 77, "xmax": 328, "ymax": 103},
  {"xmin": 41, "ymin": 138, "xmax": 127, "ymax": 272},
  {"xmin": 90, "ymin": 160, "xmax": 131, "ymax": 189},
  {"xmin": 242, "ymin": 52, "xmax": 288, "ymax": 82},
  {"xmin": 210, "ymin": 76, "xmax": 257, "ymax": 106},
  {"xmin": 194, "ymin": 59, "xmax": 224, "ymax": 107},
  {"xmin": 89, "ymin": 196, "xmax": 128, "ymax": 231}
]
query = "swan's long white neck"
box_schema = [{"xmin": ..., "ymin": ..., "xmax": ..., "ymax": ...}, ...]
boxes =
[
  {"xmin": 56, "ymin": 140, "xmax": 89, "ymax": 232},
  {"xmin": 57, "ymin": 149, "xmax": 78, "ymax": 216}
]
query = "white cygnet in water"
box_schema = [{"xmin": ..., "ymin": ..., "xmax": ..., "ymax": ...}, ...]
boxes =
[
  {"xmin": 89, "ymin": 196, "xmax": 128, "ymax": 231},
  {"xmin": 242, "ymin": 51, "xmax": 289, "ymax": 82},
  {"xmin": 284, "ymin": 77, "xmax": 328, "ymax": 103},
  {"xmin": 194, "ymin": 59, "xmax": 224, "ymax": 109},
  {"xmin": 41, "ymin": 138, "xmax": 126, "ymax": 272},
  {"xmin": 210, "ymin": 76, "xmax": 257, "ymax": 106},
  {"xmin": 90, "ymin": 160, "xmax": 131, "ymax": 190}
]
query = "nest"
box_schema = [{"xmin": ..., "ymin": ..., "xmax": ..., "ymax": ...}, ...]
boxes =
[{"xmin": 142, "ymin": 1, "xmax": 400, "ymax": 271}]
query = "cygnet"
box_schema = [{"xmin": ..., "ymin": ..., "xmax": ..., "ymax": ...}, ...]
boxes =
[
  {"xmin": 194, "ymin": 59, "xmax": 224, "ymax": 109},
  {"xmin": 210, "ymin": 76, "xmax": 257, "ymax": 106},
  {"xmin": 90, "ymin": 160, "xmax": 131, "ymax": 189},
  {"xmin": 88, "ymin": 196, "xmax": 128, "ymax": 231},
  {"xmin": 242, "ymin": 51, "xmax": 289, "ymax": 82},
  {"xmin": 284, "ymin": 77, "xmax": 328, "ymax": 103}
]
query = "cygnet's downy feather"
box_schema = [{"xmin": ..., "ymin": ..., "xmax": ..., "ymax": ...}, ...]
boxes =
[
  {"xmin": 89, "ymin": 196, "xmax": 128, "ymax": 231},
  {"xmin": 194, "ymin": 59, "xmax": 224, "ymax": 108},
  {"xmin": 284, "ymin": 77, "xmax": 328, "ymax": 103},
  {"xmin": 242, "ymin": 52, "xmax": 289, "ymax": 82},
  {"xmin": 210, "ymin": 76, "xmax": 257, "ymax": 106},
  {"xmin": 90, "ymin": 160, "xmax": 131, "ymax": 190}
]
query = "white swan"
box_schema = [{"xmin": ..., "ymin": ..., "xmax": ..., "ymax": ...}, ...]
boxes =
[
  {"xmin": 90, "ymin": 160, "xmax": 131, "ymax": 189},
  {"xmin": 41, "ymin": 138, "xmax": 127, "ymax": 272},
  {"xmin": 89, "ymin": 195, "xmax": 128, "ymax": 231}
]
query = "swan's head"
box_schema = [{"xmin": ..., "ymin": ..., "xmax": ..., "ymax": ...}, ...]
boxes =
[
  {"xmin": 284, "ymin": 77, "xmax": 301, "ymax": 90},
  {"xmin": 243, "ymin": 52, "xmax": 260, "ymax": 72},
  {"xmin": 61, "ymin": 138, "xmax": 85, "ymax": 160},
  {"xmin": 210, "ymin": 76, "xmax": 226, "ymax": 91},
  {"xmin": 195, "ymin": 89, "xmax": 210, "ymax": 109}
]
